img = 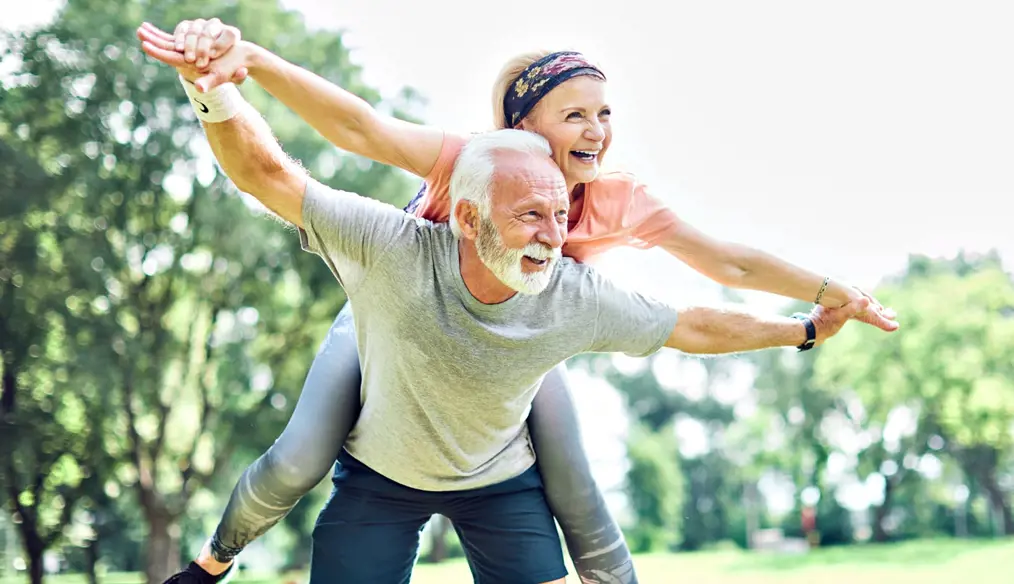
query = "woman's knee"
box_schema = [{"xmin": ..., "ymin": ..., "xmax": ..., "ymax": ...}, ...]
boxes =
[{"xmin": 260, "ymin": 437, "xmax": 336, "ymax": 494}]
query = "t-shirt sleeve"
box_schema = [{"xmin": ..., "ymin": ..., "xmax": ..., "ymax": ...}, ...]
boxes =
[
  {"xmin": 411, "ymin": 132, "xmax": 470, "ymax": 224},
  {"xmin": 587, "ymin": 270, "xmax": 679, "ymax": 357},
  {"xmin": 585, "ymin": 173, "xmax": 680, "ymax": 251},
  {"xmin": 298, "ymin": 177, "xmax": 418, "ymax": 294},
  {"xmin": 628, "ymin": 181, "xmax": 680, "ymax": 248}
]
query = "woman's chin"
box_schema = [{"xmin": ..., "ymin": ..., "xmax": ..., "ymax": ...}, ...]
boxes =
[{"xmin": 567, "ymin": 166, "xmax": 600, "ymax": 186}]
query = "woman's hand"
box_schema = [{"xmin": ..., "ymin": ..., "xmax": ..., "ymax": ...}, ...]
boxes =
[
  {"xmin": 136, "ymin": 20, "xmax": 249, "ymax": 92},
  {"xmin": 845, "ymin": 285, "xmax": 899, "ymax": 332}
]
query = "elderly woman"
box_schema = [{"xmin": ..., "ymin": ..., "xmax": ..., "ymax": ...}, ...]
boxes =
[{"xmin": 138, "ymin": 19, "xmax": 896, "ymax": 584}]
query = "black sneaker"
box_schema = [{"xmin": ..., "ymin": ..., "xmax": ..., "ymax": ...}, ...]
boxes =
[{"xmin": 163, "ymin": 561, "xmax": 233, "ymax": 584}]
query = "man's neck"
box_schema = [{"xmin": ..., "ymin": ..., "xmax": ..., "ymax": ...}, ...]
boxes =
[{"xmin": 457, "ymin": 239, "xmax": 518, "ymax": 305}]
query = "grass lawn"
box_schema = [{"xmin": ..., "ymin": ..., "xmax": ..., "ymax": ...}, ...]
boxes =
[
  {"xmin": 4, "ymin": 538, "xmax": 1011, "ymax": 583},
  {"xmin": 409, "ymin": 538, "xmax": 1014, "ymax": 584}
]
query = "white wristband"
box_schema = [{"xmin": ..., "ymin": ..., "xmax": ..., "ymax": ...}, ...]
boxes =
[{"xmin": 179, "ymin": 76, "xmax": 245, "ymax": 123}]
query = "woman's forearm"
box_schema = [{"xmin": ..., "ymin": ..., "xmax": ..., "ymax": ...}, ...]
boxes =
[
  {"xmin": 727, "ymin": 243, "xmax": 860, "ymax": 307},
  {"xmin": 242, "ymin": 42, "xmax": 442, "ymax": 177}
]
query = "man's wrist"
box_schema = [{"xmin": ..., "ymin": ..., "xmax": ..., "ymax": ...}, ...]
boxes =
[
  {"xmin": 179, "ymin": 76, "xmax": 246, "ymax": 123},
  {"xmin": 788, "ymin": 314, "xmax": 815, "ymax": 351}
]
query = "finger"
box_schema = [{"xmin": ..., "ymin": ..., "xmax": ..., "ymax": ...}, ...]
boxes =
[
  {"xmin": 183, "ymin": 19, "xmax": 207, "ymax": 63},
  {"xmin": 173, "ymin": 20, "xmax": 192, "ymax": 51},
  {"xmin": 853, "ymin": 286, "xmax": 882, "ymax": 308},
  {"xmin": 210, "ymin": 26, "xmax": 241, "ymax": 59},
  {"xmin": 195, "ymin": 68, "xmax": 246, "ymax": 93},
  {"xmin": 195, "ymin": 32, "xmax": 219, "ymax": 68},
  {"xmin": 141, "ymin": 41, "xmax": 187, "ymax": 67},
  {"xmin": 196, "ymin": 19, "xmax": 223, "ymax": 67},
  {"xmin": 137, "ymin": 27, "xmax": 176, "ymax": 52},
  {"xmin": 141, "ymin": 22, "xmax": 175, "ymax": 42},
  {"xmin": 855, "ymin": 310, "xmax": 899, "ymax": 332},
  {"xmin": 195, "ymin": 70, "xmax": 229, "ymax": 93}
]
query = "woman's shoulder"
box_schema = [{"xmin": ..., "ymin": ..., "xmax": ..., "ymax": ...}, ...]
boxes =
[{"xmin": 589, "ymin": 170, "xmax": 648, "ymax": 199}]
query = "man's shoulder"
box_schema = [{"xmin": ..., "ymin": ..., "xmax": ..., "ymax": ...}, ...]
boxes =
[
  {"xmin": 541, "ymin": 259, "xmax": 602, "ymax": 304},
  {"xmin": 553, "ymin": 257, "xmax": 602, "ymax": 282}
]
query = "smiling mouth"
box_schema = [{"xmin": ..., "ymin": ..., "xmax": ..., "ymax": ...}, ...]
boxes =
[
  {"xmin": 523, "ymin": 256, "xmax": 548, "ymax": 268},
  {"xmin": 570, "ymin": 150, "xmax": 599, "ymax": 162}
]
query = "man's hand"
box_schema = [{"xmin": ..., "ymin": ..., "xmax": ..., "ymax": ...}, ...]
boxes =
[
  {"xmin": 136, "ymin": 21, "xmax": 249, "ymax": 92},
  {"xmin": 811, "ymin": 297, "xmax": 870, "ymax": 347}
]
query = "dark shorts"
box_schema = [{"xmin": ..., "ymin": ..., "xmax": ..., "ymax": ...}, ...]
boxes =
[{"xmin": 309, "ymin": 451, "xmax": 567, "ymax": 584}]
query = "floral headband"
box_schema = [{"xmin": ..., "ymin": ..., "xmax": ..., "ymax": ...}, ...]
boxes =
[{"xmin": 503, "ymin": 51, "xmax": 606, "ymax": 128}]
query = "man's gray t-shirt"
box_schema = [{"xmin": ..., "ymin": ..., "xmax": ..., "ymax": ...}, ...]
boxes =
[{"xmin": 299, "ymin": 178, "xmax": 679, "ymax": 491}]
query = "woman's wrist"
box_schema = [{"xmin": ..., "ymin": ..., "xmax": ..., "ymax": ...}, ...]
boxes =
[
  {"xmin": 818, "ymin": 278, "xmax": 861, "ymax": 307},
  {"xmin": 240, "ymin": 41, "xmax": 268, "ymax": 77}
]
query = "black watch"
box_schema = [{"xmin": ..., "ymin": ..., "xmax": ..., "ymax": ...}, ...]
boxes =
[{"xmin": 790, "ymin": 313, "xmax": 816, "ymax": 352}]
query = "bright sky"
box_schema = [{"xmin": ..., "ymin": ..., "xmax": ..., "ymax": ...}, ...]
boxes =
[
  {"xmin": 277, "ymin": 0, "xmax": 1013, "ymax": 311},
  {"xmin": 6, "ymin": 0, "xmax": 1011, "ymax": 516}
]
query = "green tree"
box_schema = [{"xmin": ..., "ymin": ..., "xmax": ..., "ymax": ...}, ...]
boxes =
[
  {"xmin": 0, "ymin": 138, "xmax": 116, "ymax": 584},
  {"xmin": 816, "ymin": 252, "xmax": 1014, "ymax": 536},
  {"xmin": 587, "ymin": 352, "xmax": 747, "ymax": 550},
  {"xmin": 624, "ymin": 423, "xmax": 683, "ymax": 552},
  {"xmin": 1, "ymin": 1, "xmax": 419, "ymax": 581}
]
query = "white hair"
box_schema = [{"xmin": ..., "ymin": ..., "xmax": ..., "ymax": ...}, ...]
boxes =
[{"xmin": 448, "ymin": 129, "xmax": 553, "ymax": 237}]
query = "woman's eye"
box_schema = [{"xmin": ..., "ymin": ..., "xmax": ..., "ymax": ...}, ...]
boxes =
[
  {"xmin": 567, "ymin": 111, "xmax": 583, "ymax": 120},
  {"xmin": 599, "ymin": 108, "xmax": 611, "ymax": 118}
]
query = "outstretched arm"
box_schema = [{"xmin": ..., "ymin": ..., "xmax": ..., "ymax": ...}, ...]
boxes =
[
  {"xmin": 656, "ymin": 213, "xmax": 898, "ymax": 332},
  {"xmin": 178, "ymin": 74, "xmax": 308, "ymax": 226},
  {"xmin": 137, "ymin": 20, "xmax": 444, "ymax": 178},
  {"xmin": 665, "ymin": 297, "xmax": 867, "ymax": 355}
]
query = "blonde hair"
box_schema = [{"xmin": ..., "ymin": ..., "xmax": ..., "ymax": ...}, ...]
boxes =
[{"xmin": 491, "ymin": 50, "xmax": 556, "ymax": 130}]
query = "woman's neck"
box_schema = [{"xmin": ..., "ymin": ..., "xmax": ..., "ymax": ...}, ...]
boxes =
[{"xmin": 568, "ymin": 181, "xmax": 584, "ymax": 203}]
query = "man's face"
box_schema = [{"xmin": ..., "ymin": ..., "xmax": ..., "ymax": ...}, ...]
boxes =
[{"xmin": 474, "ymin": 151, "xmax": 569, "ymax": 295}]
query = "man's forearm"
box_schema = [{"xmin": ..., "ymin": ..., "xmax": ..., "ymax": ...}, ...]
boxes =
[
  {"xmin": 199, "ymin": 103, "xmax": 307, "ymax": 227},
  {"xmin": 667, "ymin": 305, "xmax": 807, "ymax": 355}
]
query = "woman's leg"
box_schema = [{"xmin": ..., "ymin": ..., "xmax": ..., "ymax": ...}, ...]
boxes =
[
  {"xmin": 528, "ymin": 363, "xmax": 638, "ymax": 584},
  {"xmin": 208, "ymin": 304, "xmax": 362, "ymax": 562}
]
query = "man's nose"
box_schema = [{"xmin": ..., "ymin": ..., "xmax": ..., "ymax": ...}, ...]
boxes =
[{"xmin": 535, "ymin": 218, "xmax": 565, "ymax": 249}]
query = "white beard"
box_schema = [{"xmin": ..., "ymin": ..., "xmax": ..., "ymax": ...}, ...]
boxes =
[{"xmin": 474, "ymin": 217, "xmax": 560, "ymax": 295}]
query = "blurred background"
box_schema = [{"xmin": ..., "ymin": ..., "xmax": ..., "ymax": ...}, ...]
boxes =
[{"xmin": 1, "ymin": 0, "xmax": 1012, "ymax": 582}]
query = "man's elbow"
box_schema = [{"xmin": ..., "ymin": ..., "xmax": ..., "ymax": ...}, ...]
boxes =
[
  {"xmin": 230, "ymin": 164, "xmax": 308, "ymax": 227},
  {"xmin": 666, "ymin": 308, "xmax": 717, "ymax": 354}
]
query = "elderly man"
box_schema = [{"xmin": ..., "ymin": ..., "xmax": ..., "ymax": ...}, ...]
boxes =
[{"xmin": 155, "ymin": 55, "xmax": 866, "ymax": 583}]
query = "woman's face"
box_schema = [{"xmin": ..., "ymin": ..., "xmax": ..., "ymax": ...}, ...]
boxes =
[{"xmin": 519, "ymin": 76, "xmax": 612, "ymax": 192}]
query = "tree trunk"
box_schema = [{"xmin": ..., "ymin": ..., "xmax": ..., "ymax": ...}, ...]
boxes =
[
  {"xmin": 980, "ymin": 475, "xmax": 1014, "ymax": 536},
  {"xmin": 85, "ymin": 535, "xmax": 100, "ymax": 584},
  {"xmin": 426, "ymin": 515, "xmax": 450, "ymax": 563},
  {"xmin": 15, "ymin": 514, "xmax": 47, "ymax": 584},
  {"xmin": 958, "ymin": 446, "xmax": 1014, "ymax": 537},
  {"xmin": 144, "ymin": 509, "xmax": 181, "ymax": 584},
  {"xmin": 871, "ymin": 478, "xmax": 895, "ymax": 542},
  {"xmin": 28, "ymin": 556, "xmax": 43, "ymax": 584}
]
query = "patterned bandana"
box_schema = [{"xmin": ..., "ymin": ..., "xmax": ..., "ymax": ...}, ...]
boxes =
[{"xmin": 503, "ymin": 51, "xmax": 606, "ymax": 128}]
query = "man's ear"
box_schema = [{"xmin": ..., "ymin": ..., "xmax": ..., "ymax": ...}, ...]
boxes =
[{"xmin": 453, "ymin": 200, "xmax": 481, "ymax": 240}]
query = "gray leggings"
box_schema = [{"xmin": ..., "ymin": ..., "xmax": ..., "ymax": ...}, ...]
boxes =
[{"xmin": 210, "ymin": 305, "xmax": 637, "ymax": 583}]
